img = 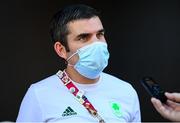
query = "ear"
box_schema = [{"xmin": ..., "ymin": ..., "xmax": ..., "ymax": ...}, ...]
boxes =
[{"xmin": 54, "ymin": 41, "xmax": 67, "ymax": 59}]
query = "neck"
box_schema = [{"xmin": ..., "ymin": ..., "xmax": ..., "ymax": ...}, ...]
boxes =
[{"xmin": 65, "ymin": 66, "xmax": 99, "ymax": 84}]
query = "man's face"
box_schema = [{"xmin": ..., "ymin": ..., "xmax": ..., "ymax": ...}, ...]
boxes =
[{"xmin": 66, "ymin": 16, "xmax": 106, "ymax": 65}]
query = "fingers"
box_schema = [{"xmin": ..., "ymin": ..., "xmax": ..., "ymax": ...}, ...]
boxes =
[
  {"xmin": 151, "ymin": 97, "xmax": 164, "ymax": 112},
  {"xmin": 151, "ymin": 97, "xmax": 170, "ymax": 118},
  {"xmin": 166, "ymin": 100, "xmax": 180, "ymax": 110},
  {"xmin": 151, "ymin": 97, "xmax": 180, "ymax": 121},
  {"xmin": 151, "ymin": 97, "xmax": 163, "ymax": 108},
  {"xmin": 165, "ymin": 92, "xmax": 180, "ymax": 102}
]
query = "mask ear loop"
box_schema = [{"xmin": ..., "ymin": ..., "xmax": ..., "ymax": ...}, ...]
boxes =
[{"xmin": 66, "ymin": 51, "xmax": 79, "ymax": 66}]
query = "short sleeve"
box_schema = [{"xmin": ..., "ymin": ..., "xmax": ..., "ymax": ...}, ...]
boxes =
[
  {"xmin": 16, "ymin": 85, "xmax": 43, "ymax": 122},
  {"xmin": 131, "ymin": 89, "xmax": 141, "ymax": 122}
]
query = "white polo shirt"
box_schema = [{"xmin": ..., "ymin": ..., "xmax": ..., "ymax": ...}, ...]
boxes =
[{"xmin": 16, "ymin": 72, "xmax": 141, "ymax": 122}]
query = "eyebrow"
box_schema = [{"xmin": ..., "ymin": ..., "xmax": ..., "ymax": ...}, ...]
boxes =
[
  {"xmin": 76, "ymin": 28, "xmax": 105, "ymax": 39},
  {"xmin": 76, "ymin": 33, "xmax": 90, "ymax": 39},
  {"xmin": 98, "ymin": 29, "xmax": 105, "ymax": 34}
]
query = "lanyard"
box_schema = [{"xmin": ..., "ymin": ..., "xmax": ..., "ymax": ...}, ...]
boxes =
[{"xmin": 56, "ymin": 70, "xmax": 105, "ymax": 123}]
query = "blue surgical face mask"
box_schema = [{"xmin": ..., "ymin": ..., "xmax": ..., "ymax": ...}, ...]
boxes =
[{"xmin": 67, "ymin": 41, "xmax": 110, "ymax": 79}]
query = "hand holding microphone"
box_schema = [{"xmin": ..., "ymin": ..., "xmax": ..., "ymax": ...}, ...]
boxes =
[{"xmin": 151, "ymin": 92, "xmax": 180, "ymax": 121}]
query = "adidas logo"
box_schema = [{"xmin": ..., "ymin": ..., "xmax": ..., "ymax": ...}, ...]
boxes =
[{"xmin": 62, "ymin": 106, "xmax": 77, "ymax": 117}]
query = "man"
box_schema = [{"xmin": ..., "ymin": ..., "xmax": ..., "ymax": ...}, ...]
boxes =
[
  {"xmin": 16, "ymin": 4, "xmax": 141, "ymax": 122},
  {"xmin": 151, "ymin": 92, "xmax": 180, "ymax": 121}
]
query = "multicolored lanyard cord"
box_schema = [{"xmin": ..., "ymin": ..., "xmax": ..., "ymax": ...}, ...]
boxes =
[{"xmin": 56, "ymin": 70, "xmax": 105, "ymax": 123}]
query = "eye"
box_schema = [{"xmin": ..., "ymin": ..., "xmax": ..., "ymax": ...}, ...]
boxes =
[
  {"xmin": 77, "ymin": 34, "xmax": 89, "ymax": 42},
  {"xmin": 78, "ymin": 35, "xmax": 87, "ymax": 41},
  {"xmin": 97, "ymin": 32, "xmax": 105, "ymax": 39}
]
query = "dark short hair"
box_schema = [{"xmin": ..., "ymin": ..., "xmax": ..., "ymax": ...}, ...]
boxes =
[{"xmin": 49, "ymin": 4, "xmax": 100, "ymax": 52}]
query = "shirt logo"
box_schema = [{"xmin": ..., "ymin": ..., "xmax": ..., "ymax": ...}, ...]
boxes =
[
  {"xmin": 109, "ymin": 101, "xmax": 122, "ymax": 118},
  {"xmin": 62, "ymin": 106, "xmax": 77, "ymax": 117}
]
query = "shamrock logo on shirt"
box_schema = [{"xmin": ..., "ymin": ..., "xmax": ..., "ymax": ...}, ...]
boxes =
[{"xmin": 109, "ymin": 102, "xmax": 122, "ymax": 118}]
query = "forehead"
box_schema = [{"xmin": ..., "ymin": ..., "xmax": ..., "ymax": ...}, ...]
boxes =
[{"xmin": 67, "ymin": 17, "xmax": 103, "ymax": 35}]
